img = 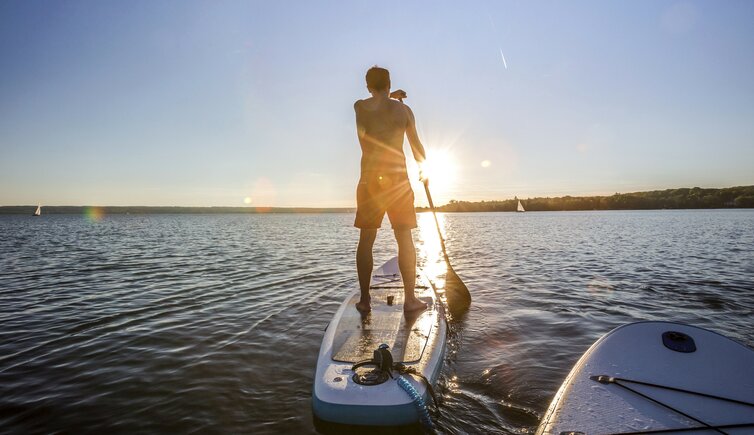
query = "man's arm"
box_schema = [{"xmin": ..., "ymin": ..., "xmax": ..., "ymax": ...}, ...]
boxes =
[
  {"xmin": 354, "ymin": 100, "xmax": 366, "ymax": 140},
  {"xmin": 404, "ymin": 105, "xmax": 426, "ymax": 163}
]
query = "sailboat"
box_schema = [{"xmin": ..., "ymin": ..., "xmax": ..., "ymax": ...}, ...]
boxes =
[
  {"xmin": 517, "ymin": 200, "xmax": 525, "ymax": 212},
  {"xmin": 33, "ymin": 205, "xmax": 41, "ymax": 216}
]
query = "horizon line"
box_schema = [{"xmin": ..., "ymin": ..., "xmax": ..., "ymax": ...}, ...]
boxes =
[{"xmin": 2, "ymin": 184, "xmax": 752, "ymax": 209}]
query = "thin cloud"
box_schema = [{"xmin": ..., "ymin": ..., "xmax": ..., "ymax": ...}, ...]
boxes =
[{"xmin": 499, "ymin": 49, "xmax": 508, "ymax": 70}]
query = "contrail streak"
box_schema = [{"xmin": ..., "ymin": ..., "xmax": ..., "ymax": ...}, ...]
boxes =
[{"xmin": 499, "ymin": 49, "xmax": 508, "ymax": 69}]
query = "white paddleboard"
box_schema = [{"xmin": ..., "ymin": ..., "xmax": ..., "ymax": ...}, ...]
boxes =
[
  {"xmin": 312, "ymin": 257, "xmax": 447, "ymax": 426},
  {"xmin": 537, "ymin": 321, "xmax": 754, "ymax": 434}
]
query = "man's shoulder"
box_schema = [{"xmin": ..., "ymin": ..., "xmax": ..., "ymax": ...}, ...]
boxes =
[
  {"xmin": 388, "ymin": 99, "xmax": 404, "ymax": 108},
  {"xmin": 354, "ymin": 98, "xmax": 371, "ymax": 108},
  {"xmin": 393, "ymin": 101, "xmax": 413, "ymax": 120}
]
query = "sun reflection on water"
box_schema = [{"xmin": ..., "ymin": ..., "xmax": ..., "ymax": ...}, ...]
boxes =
[{"xmin": 417, "ymin": 211, "xmax": 449, "ymax": 286}]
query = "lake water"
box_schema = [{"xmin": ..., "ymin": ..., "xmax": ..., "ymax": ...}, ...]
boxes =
[{"xmin": 1, "ymin": 210, "xmax": 752, "ymax": 433}]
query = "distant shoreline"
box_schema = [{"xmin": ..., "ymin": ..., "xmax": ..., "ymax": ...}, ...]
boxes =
[
  {"xmin": 0, "ymin": 206, "xmax": 355, "ymax": 215},
  {"xmin": 420, "ymin": 185, "xmax": 754, "ymax": 212},
  {"xmin": 2, "ymin": 186, "xmax": 752, "ymax": 214}
]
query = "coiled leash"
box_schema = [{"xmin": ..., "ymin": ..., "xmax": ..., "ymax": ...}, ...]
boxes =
[
  {"xmin": 351, "ymin": 344, "xmax": 395, "ymax": 385},
  {"xmin": 351, "ymin": 344, "xmax": 440, "ymax": 430}
]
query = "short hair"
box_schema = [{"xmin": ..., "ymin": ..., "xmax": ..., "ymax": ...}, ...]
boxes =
[{"xmin": 365, "ymin": 66, "xmax": 390, "ymax": 91}]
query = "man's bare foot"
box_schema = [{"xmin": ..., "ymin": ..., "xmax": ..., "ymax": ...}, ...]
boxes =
[
  {"xmin": 404, "ymin": 296, "xmax": 428, "ymax": 313},
  {"xmin": 356, "ymin": 299, "xmax": 371, "ymax": 313}
]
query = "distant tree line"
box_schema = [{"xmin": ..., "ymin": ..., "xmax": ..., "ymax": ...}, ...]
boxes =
[{"xmin": 418, "ymin": 186, "xmax": 754, "ymax": 212}]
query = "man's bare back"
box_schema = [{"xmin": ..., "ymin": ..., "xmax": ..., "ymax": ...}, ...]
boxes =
[{"xmin": 355, "ymin": 96, "xmax": 424, "ymax": 178}]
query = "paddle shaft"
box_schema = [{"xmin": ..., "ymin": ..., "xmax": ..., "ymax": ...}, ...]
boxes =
[{"xmin": 422, "ymin": 179, "xmax": 472, "ymax": 314}]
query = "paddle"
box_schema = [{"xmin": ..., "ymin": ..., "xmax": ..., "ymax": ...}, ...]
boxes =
[
  {"xmin": 395, "ymin": 91, "xmax": 470, "ymax": 316},
  {"xmin": 422, "ymin": 178, "xmax": 471, "ymax": 317}
]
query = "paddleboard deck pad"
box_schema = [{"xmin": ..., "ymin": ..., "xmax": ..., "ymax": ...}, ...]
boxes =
[
  {"xmin": 537, "ymin": 321, "xmax": 754, "ymax": 434},
  {"xmin": 312, "ymin": 257, "xmax": 447, "ymax": 426}
]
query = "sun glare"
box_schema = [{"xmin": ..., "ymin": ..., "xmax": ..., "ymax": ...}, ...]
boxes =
[{"xmin": 411, "ymin": 148, "xmax": 458, "ymax": 203}]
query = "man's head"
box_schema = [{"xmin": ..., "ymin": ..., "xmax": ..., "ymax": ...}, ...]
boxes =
[{"xmin": 365, "ymin": 66, "xmax": 390, "ymax": 93}]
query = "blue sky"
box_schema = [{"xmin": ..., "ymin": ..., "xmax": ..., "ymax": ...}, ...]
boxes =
[{"xmin": 1, "ymin": 1, "xmax": 753, "ymax": 207}]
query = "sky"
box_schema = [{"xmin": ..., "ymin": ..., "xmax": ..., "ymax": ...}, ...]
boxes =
[{"xmin": 1, "ymin": 0, "xmax": 753, "ymax": 207}]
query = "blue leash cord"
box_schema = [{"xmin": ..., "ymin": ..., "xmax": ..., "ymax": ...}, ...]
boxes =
[{"xmin": 396, "ymin": 375, "xmax": 435, "ymax": 431}]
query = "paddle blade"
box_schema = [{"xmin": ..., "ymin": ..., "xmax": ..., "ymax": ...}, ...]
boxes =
[{"xmin": 444, "ymin": 264, "xmax": 471, "ymax": 318}]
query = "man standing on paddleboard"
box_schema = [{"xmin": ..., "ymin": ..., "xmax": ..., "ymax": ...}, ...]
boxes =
[{"xmin": 354, "ymin": 66, "xmax": 428, "ymax": 314}]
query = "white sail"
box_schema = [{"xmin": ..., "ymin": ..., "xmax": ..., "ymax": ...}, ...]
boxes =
[
  {"xmin": 517, "ymin": 200, "xmax": 525, "ymax": 212},
  {"xmin": 34, "ymin": 205, "xmax": 41, "ymax": 216}
]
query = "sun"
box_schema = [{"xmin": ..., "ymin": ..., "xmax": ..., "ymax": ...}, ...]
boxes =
[{"xmin": 409, "ymin": 148, "xmax": 458, "ymax": 203}]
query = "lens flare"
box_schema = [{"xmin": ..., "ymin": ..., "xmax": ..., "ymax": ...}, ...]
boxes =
[
  {"xmin": 84, "ymin": 206, "xmax": 105, "ymax": 222},
  {"xmin": 249, "ymin": 177, "xmax": 276, "ymax": 212},
  {"xmin": 587, "ymin": 277, "xmax": 614, "ymax": 298}
]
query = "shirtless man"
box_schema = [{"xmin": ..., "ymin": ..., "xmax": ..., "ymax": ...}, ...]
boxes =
[{"xmin": 353, "ymin": 66, "xmax": 428, "ymax": 313}]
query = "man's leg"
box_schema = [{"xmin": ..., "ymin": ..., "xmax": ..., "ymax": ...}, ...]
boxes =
[
  {"xmin": 356, "ymin": 229, "xmax": 377, "ymax": 313},
  {"xmin": 394, "ymin": 228, "xmax": 428, "ymax": 312}
]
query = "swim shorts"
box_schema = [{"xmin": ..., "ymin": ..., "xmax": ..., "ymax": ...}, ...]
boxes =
[{"xmin": 354, "ymin": 174, "xmax": 417, "ymax": 230}]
